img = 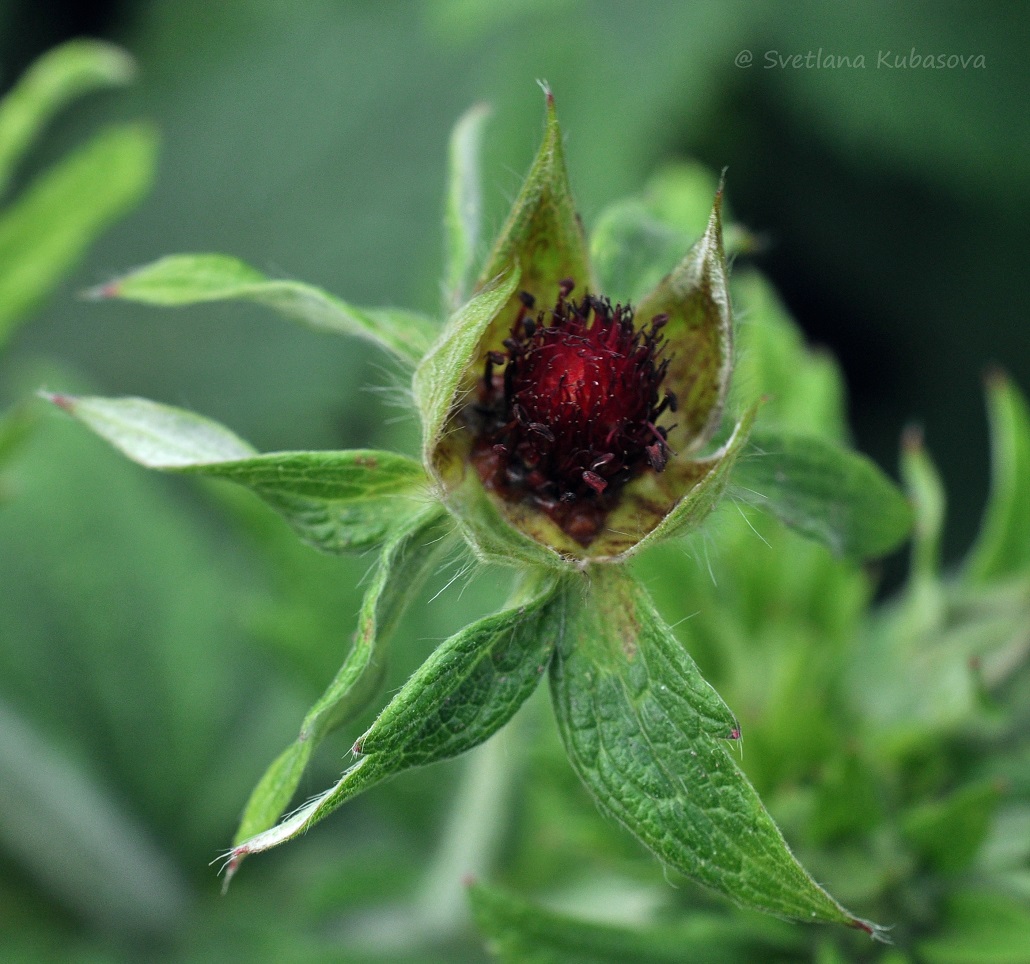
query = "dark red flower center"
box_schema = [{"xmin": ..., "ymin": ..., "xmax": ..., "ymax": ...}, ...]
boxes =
[{"xmin": 468, "ymin": 279, "xmax": 676, "ymax": 546}]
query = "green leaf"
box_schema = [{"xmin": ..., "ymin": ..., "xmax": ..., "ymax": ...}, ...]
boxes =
[
  {"xmin": 469, "ymin": 882, "xmax": 803, "ymax": 964},
  {"xmin": 444, "ymin": 102, "xmax": 490, "ymax": 312},
  {"xmin": 225, "ymin": 570, "xmax": 564, "ymax": 880},
  {"xmin": 918, "ymin": 890, "xmax": 1030, "ymax": 964},
  {"xmin": 901, "ymin": 426, "xmax": 947, "ymax": 582},
  {"xmin": 732, "ymin": 430, "xmax": 913, "ymax": 559},
  {"xmin": 0, "ymin": 39, "xmax": 136, "ymax": 196},
  {"xmin": 89, "ymin": 253, "xmax": 436, "ymax": 367},
  {"xmin": 634, "ymin": 184, "xmax": 732, "ymax": 454},
  {"xmin": 965, "ymin": 373, "xmax": 1030, "ymax": 583},
  {"xmin": 233, "ymin": 506, "xmax": 449, "ymax": 843},
  {"xmin": 549, "ymin": 566, "xmax": 879, "ymax": 933},
  {"xmin": 0, "ymin": 123, "xmax": 156, "ymax": 348},
  {"xmin": 901, "ymin": 780, "xmax": 1001, "ymax": 874},
  {"xmin": 44, "ymin": 393, "xmax": 430, "ymax": 552},
  {"xmin": 729, "ymin": 272, "xmax": 847, "ymax": 441}
]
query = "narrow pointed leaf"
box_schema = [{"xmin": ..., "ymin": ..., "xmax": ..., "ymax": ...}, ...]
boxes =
[
  {"xmin": 901, "ymin": 426, "xmax": 946, "ymax": 582},
  {"xmin": 0, "ymin": 123, "xmax": 156, "ymax": 348},
  {"xmin": 965, "ymin": 373, "xmax": 1030, "ymax": 583},
  {"xmin": 0, "ymin": 39, "xmax": 136, "ymax": 195},
  {"xmin": 233, "ymin": 506, "xmax": 449, "ymax": 842},
  {"xmin": 635, "ymin": 186, "xmax": 732, "ymax": 454},
  {"xmin": 444, "ymin": 102, "xmax": 490, "ymax": 312},
  {"xmin": 45, "ymin": 393, "xmax": 430, "ymax": 552},
  {"xmin": 549, "ymin": 566, "xmax": 880, "ymax": 934},
  {"xmin": 733, "ymin": 430, "xmax": 913, "ymax": 559},
  {"xmin": 90, "ymin": 253, "xmax": 435, "ymax": 366},
  {"xmin": 226, "ymin": 571, "xmax": 564, "ymax": 878}
]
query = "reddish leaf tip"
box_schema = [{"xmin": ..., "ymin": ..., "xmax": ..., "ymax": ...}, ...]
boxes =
[
  {"xmin": 41, "ymin": 391, "xmax": 74, "ymax": 412},
  {"xmin": 901, "ymin": 423, "xmax": 925, "ymax": 453},
  {"xmin": 728, "ymin": 727, "xmax": 741, "ymax": 741}
]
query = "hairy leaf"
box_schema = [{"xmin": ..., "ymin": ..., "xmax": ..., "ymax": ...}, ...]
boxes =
[
  {"xmin": 225, "ymin": 571, "xmax": 564, "ymax": 880},
  {"xmin": 550, "ymin": 566, "xmax": 880, "ymax": 933},
  {"xmin": 44, "ymin": 394, "xmax": 430, "ymax": 552},
  {"xmin": 233, "ymin": 506, "xmax": 449, "ymax": 842},
  {"xmin": 89, "ymin": 253, "xmax": 436, "ymax": 366}
]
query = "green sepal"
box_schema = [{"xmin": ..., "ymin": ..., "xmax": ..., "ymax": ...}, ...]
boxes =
[
  {"xmin": 232, "ymin": 506, "xmax": 449, "ymax": 843},
  {"xmin": 0, "ymin": 39, "xmax": 136, "ymax": 195},
  {"xmin": 964, "ymin": 372, "xmax": 1030, "ymax": 583},
  {"xmin": 634, "ymin": 183, "xmax": 732, "ymax": 455},
  {"xmin": 0, "ymin": 123, "xmax": 156, "ymax": 348},
  {"xmin": 414, "ymin": 265, "xmax": 519, "ymax": 461},
  {"xmin": 88, "ymin": 253, "xmax": 436, "ymax": 367},
  {"xmin": 444, "ymin": 102, "xmax": 490, "ymax": 313},
  {"xmin": 468, "ymin": 881, "xmax": 803, "ymax": 964},
  {"xmin": 476, "ymin": 87, "xmax": 590, "ymax": 305},
  {"xmin": 43, "ymin": 393, "xmax": 430, "ymax": 552},
  {"xmin": 615, "ymin": 404, "xmax": 757, "ymax": 560},
  {"xmin": 225, "ymin": 570, "xmax": 564, "ymax": 879},
  {"xmin": 733, "ymin": 430, "xmax": 913, "ymax": 559},
  {"xmin": 549, "ymin": 566, "xmax": 881, "ymax": 934}
]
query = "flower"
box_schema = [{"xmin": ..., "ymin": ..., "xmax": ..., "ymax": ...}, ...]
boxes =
[
  {"xmin": 417, "ymin": 88, "xmax": 751, "ymax": 566},
  {"xmin": 47, "ymin": 87, "xmax": 906, "ymax": 936}
]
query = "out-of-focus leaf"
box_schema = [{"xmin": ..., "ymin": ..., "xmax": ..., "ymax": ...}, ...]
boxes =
[
  {"xmin": 444, "ymin": 102, "xmax": 490, "ymax": 312},
  {"xmin": 468, "ymin": 881, "xmax": 804, "ymax": 964},
  {"xmin": 965, "ymin": 374, "xmax": 1030, "ymax": 583},
  {"xmin": 233, "ymin": 506, "xmax": 448, "ymax": 843},
  {"xmin": 89, "ymin": 253, "xmax": 436, "ymax": 366},
  {"xmin": 45, "ymin": 393, "xmax": 430, "ymax": 552},
  {"xmin": 0, "ymin": 697, "xmax": 190, "ymax": 935},
  {"xmin": 730, "ymin": 272, "xmax": 847, "ymax": 441},
  {"xmin": 733, "ymin": 430, "xmax": 912, "ymax": 559},
  {"xmin": 549, "ymin": 566, "xmax": 880, "ymax": 933},
  {"xmin": 0, "ymin": 39, "xmax": 135, "ymax": 195},
  {"xmin": 0, "ymin": 123, "xmax": 156, "ymax": 348},
  {"xmin": 225, "ymin": 571, "xmax": 563, "ymax": 880},
  {"xmin": 901, "ymin": 780, "xmax": 1002, "ymax": 874},
  {"xmin": 901, "ymin": 427, "xmax": 946, "ymax": 582},
  {"xmin": 918, "ymin": 890, "xmax": 1030, "ymax": 964},
  {"xmin": 0, "ymin": 401, "xmax": 37, "ymax": 486},
  {"xmin": 591, "ymin": 162, "xmax": 734, "ymax": 306}
]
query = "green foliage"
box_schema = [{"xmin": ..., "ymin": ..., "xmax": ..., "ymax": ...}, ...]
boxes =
[{"xmin": 90, "ymin": 253, "xmax": 438, "ymax": 367}]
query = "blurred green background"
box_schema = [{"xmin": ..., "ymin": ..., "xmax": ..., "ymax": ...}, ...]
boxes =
[{"xmin": 0, "ymin": 1, "xmax": 1026, "ymax": 961}]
